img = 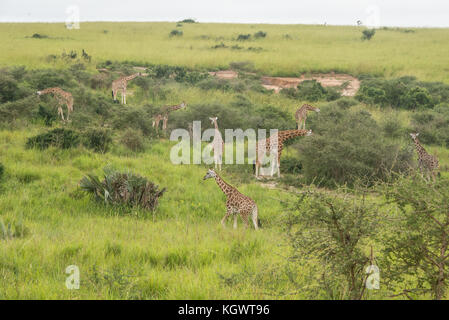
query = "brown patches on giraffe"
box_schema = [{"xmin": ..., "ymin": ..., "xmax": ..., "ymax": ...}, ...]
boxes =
[
  {"xmin": 203, "ymin": 169, "xmax": 259, "ymax": 230},
  {"xmin": 295, "ymin": 104, "xmax": 320, "ymax": 129},
  {"xmin": 410, "ymin": 133, "xmax": 439, "ymax": 181},
  {"xmin": 255, "ymin": 129, "xmax": 312, "ymax": 178},
  {"xmin": 152, "ymin": 102, "xmax": 187, "ymax": 130},
  {"xmin": 37, "ymin": 87, "xmax": 74, "ymax": 122},
  {"xmin": 111, "ymin": 72, "xmax": 142, "ymax": 104}
]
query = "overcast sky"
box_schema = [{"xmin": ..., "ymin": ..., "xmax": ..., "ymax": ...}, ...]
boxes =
[{"xmin": 1, "ymin": 0, "xmax": 448, "ymax": 27}]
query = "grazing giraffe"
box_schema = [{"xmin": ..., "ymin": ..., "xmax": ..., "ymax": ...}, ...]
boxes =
[
  {"xmin": 111, "ymin": 72, "xmax": 141, "ymax": 104},
  {"xmin": 255, "ymin": 129, "xmax": 312, "ymax": 178},
  {"xmin": 410, "ymin": 133, "xmax": 439, "ymax": 181},
  {"xmin": 203, "ymin": 169, "xmax": 259, "ymax": 229},
  {"xmin": 208, "ymin": 117, "xmax": 224, "ymax": 171},
  {"xmin": 37, "ymin": 87, "xmax": 74, "ymax": 122},
  {"xmin": 295, "ymin": 104, "xmax": 320, "ymax": 129},
  {"xmin": 152, "ymin": 102, "xmax": 187, "ymax": 130}
]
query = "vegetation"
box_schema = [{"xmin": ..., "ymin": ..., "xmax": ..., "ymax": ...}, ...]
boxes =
[
  {"xmin": 26, "ymin": 128, "xmax": 80, "ymax": 150},
  {"xmin": 361, "ymin": 29, "xmax": 376, "ymax": 41}
]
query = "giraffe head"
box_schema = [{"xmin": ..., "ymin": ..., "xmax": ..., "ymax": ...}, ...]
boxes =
[
  {"xmin": 36, "ymin": 91, "xmax": 42, "ymax": 95},
  {"xmin": 209, "ymin": 117, "xmax": 218, "ymax": 125},
  {"xmin": 203, "ymin": 169, "xmax": 217, "ymax": 180},
  {"xmin": 306, "ymin": 129, "xmax": 313, "ymax": 136},
  {"xmin": 180, "ymin": 101, "xmax": 187, "ymax": 109},
  {"xmin": 410, "ymin": 132, "xmax": 419, "ymax": 140}
]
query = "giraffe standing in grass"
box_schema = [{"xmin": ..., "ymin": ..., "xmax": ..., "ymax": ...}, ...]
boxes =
[
  {"xmin": 203, "ymin": 169, "xmax": 259, "ymax": 230},
  {"xmin": 410, "ymin": 133, "xmax": 439, "ymax": 181},
  {"xmin": 111, "ymin": 73, "xmax": 141, "ymax": 104},
  {"xmin": 152, "ymin": 102, "xmax": 187, "ymax": 130},
  {"xmin": 255, "ymin": 129, "xmax": 312, "ymax": 178},
  {"xmin": 208, "ymin": 117, "xmax": 224, "ymax": 171},
  {"xmin": 295, "ymin": 104, "xmax": 320, "ymax": 129},
  {"xmin": 37, "ymin": 87, "xmax": 74, "ymax": 122}
]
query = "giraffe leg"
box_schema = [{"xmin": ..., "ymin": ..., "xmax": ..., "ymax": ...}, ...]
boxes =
[
  {"xmin": 233, "ymin": 215, "xmax": 238, "ymax": 229},
  {"xmin": 58, "ymin": 106, "xmax": 65, "ymax": 122},
  {"xmin": 251, "ymin": 206, "xmax": 259, "ymax": 230},
  {"xmin": 241, "ymin": 214, "xmax": 249, "ymax": 229},
  {"xmin": 277, "ymin": 159, "xmax": 281, "ymax": 178},
  {"xmin": 124, "ymin": 90, "xmax": 126, "ymax": 105},
  {"xmin": 221, "ymin": 209, "xmax": 231, "ymax": 227}
]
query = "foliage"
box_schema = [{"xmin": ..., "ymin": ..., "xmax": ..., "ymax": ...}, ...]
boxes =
[
  {"xmin": 254, "ymin": 31, "xmax": 267, "ymax": 39},
  {"xmin": 169, "ymin": 30, "xmax": 183, "ymax": 37},
  {"xmin": 80, "ymin": 168, "xmax": 166, "ymax": 212},
  {"xmin": 297, "ymin": 105, "xmax": 413, "ymax": 187},
  {"xmin": 379, "ymin": 175, "xmax": 449, "ymax": 300},
  {"xmin": 237, "ymin": 34, "xmax": 251, "ymax": 41},
  {"xmin": 0, "ymin": 218, "xmax": 29, "ymax": 240},
  {"xmin": 285, "ymin": 185, "xmax": 380, "ymax": 299},
  {"xmin": 361, "ymin": 29, "xmax": 376, "ymax": 41},
  {"xmin": 0, "ymin": 162, "xmax": 4, "ymax": 180},
  {"xmin": 281, "ymin": 80, "xmax": 341, "ymax": 102},
  {"xmin": 83, "ymin": 128, "xmax": 113, "ymax": 153},
  {"xmin": 37, "ymin": 104, "xmax": 57, "ymax": 126},
  {"xmin": 179, "ymin": 19, "xmax": 196, "ymax": 23},
  {"xmin": 120, "ymin": 128, "xmax": 145, "ymax": 152},
  {"xmin": 26, "ymin": 128, "xmax": 80, "ymax": 150},
  {"xmin": 410, "ymin": 106, "xmax": 449, "ymax": 146}
]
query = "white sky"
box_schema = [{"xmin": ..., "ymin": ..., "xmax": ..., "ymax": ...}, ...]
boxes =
[{"xmin": 0, "ymin": 0, "xmax": 448, "ymax": 27}]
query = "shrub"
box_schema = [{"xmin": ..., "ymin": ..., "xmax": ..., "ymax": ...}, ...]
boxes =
[
  {"xmin": 361, "ymin": 29, "xmax": 376, "ymax": 40},
  {"xmin": 237, "ymin": 34, "xmax": 251, "ymax": 41},
  {"xmin": 297, "ymin": 105, "xmax": 413, "ymax": 187},
  {"xmin": 0, "ymin": 163, "xmax": 4, "ymax": 180},
  {"xmin": 26, "ymin": 128, "xmax": 80, "ymax": 150},
  {"xmin": 410, "ymin": 108, "xmax": 449, "ymax": 146},
  {"xmin": 83, "ymin": 128, "xmax": 113, "ymax": 153},
  {"xmin": 285, "ymin": 184, "xmax": 380, "ymax": 299},
  {"xmin": 31, "ymin": 33, "xmax": 48, "ymax": 39},
  {"xmin": 80, "ymin": 168, "xmax": 166, "ymax": 212},
  {"xmin": 254, "ymin": 31, "xmax": 267, "ymax": 39},
  {"xmin": 169, "ymin": 30, "xmax": 183, "ymax": 37},
  {"xmin": 37, "ymin": 104, "xmax": 57, "ymax": 126},
  {"xmin": 179, "ymin": 19, "xmax": 196, "ymax": 23},
  {"xmin": 296, "ymin": 80, "xmax": 327, "ymax": 101},
  {"xmin": 120, "ymin": 128, "xmax": 145, "ymax": 152}
]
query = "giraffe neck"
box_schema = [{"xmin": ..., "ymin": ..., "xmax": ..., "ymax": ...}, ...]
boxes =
[
  {"xmin": 166, "ymin": 103, "xmax": 184, "ymax": 114},
  {"xmin": 214, "ymin": 173, "xmax": 236, "ymax": 197},
  {"xmin": 278, "ymin": 129, "xmax": 309, "ymax": 143},
  {"xmin": 413, "ymin": 138, "xmax": 428, "ymax": 157},
  {"xmin": 124, "ymin": 73, "xmax": 140, "ymax": 81},
  {"xmin": 40, "ymin": 87, "xmax": 59, "ymax": 95}
]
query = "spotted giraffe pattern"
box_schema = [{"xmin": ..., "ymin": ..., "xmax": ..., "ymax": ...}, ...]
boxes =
[
  {"xmin": 37, "ymin": 87, "xmax": 74, "ymax": 122},
  {"xmin": 152, "ymin": 102, "xmax": 187, "ymax": 130},
  {"xmin": 410, "ymin": 133, "xmax": 439, "ymax": 179},
  {"xmin": 295, "ymin": 104, "xmax": 320, "ymax": 129},
  {"xmin": 255, "ymin": 129, "xmax": 312, "ymax": 177},
  {"xmin": 208, "ymin": 117, "xmax": 224, "ymax": 171},
  {"xmin": 111, "ymin": 73, "xmax": 141, "ymax": 104},
  {"xmin": 203, "ymin": 169, "xmax": 258, "ymax": 229}
]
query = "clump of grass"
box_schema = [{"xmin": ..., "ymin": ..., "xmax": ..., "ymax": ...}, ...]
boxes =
[
  {"xmin": 0, "ymin": 218, "xmax": 29, "ymax": 240},
  {"xmin": 0, "ymin": 163, "xmax": 4, "ymax": 180},
  {"xmin": 80, "ymin": 168, "xmax": 166, "ymax": 212},
  {"xmin": 237, "ymin": 34, "xmax": 251, "ymax": 41},
  {"xmin": 31, "ymin": 33, "xmax": 48, "ymax": 39},
  {"xmin": 169, "ymin": 30, "xmax": 183, "ymax": 37},
  {"xmin": 254, "ymin": 31, "xmax": 267, "ymax": 39}
]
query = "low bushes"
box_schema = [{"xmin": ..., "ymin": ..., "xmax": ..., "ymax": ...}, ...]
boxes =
[
  {"xmin": 26, "ymin": 128, "xmax": 80, "ymax": 150},
  {"xmin": 120, "ymin": 128, "xmax": 145, "ymax": 152},
  {"xmin": 0, "ymin": 163, "xmax": 4, "ymax": 180},
  {"xmin": 410, "ymin": 106, "xmax": 449, "ymax": 146},
  {"xmin": 281, "ymin": 80, "xmax": 341, "ymax": 102},
  {"xmin": 80, "ymin": 168, "xmax": 166, "ymax": 212},
  {"xmin": 83, "ymin": 128, "xmax": 113, "ymax": 153}
]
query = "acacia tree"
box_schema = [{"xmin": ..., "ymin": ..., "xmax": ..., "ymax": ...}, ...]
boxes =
[
  {"xmin": 285, "ymin": 185, "xmax": 381, "ymax": 299},
  {"xmin": 380, "ymin": 175, "xmax": 449, "ymax": 300}
]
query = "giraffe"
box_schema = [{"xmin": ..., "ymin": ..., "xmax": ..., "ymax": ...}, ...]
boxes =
[
  {"xmin": 410, "ymin": 133, "xmax": 439, "ymax": 181},
  {"xmin": 152, "ymin": 102, "xmax": 187, "ymax": 130},
  {"xmin": 255, "ymin": 129, "xmax": 312, "ymax": 178},
  {"xmin": 36, "ymin": 87, "xmax": 74, "ymax": 122},
  {"xmin": 207, "ymin": 117, "xmax": 224, "ymax": 171},
  {"xmin": 295, "ymin": 104, "xmax": 320, "ymax": 130},
  {"xmin": 111, "ymin": 72, "xmax": 141, "ymax": 104},
  {"xmin": 203, "ymin": 169, "xmax": 259, "ymax": 230}
]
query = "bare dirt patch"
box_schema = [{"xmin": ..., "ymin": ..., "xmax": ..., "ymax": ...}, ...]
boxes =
[{"xmin": 209, "ymin": 70, "xmax": 360, "ymax": 96}]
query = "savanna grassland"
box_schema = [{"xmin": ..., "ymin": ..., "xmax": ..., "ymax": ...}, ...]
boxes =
[{"xmin": 1, "ymin": 21, "xmax": 449, "ymax": 300}]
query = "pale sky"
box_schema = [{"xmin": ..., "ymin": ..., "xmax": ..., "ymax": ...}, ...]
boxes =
[{"xmin": 0, "ymin": 0, "xmax": 448, "ymax": 27}]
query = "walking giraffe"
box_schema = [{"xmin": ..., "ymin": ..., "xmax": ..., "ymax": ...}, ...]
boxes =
[
  {"xmin": 203, "ymin": 169, "xmax": 259, "ymax": 230},
  {"xmin": 255, "ymin": 129, "xmax": 312, "ymax": 178},
  {"xmin": 410, "ymin": 133, "xmax": 439, "ymax": 181},
  {"xmin": 295, "ymin": 104, "xmax": 320, "ymax": 129},
  {"xmin": 37, "ymin": 87, "xmax": 73, "ymax": 122},
  {"xmin": 207, "ymin": 117, "xmax": 224, "ymax": 171},
  {"xmin": 111, "ymin": 72, "xmax": 141, "ymax": 104},
  {"xmin": 152, "ymin": 102, "xmax": 187, "ymax": 130}
]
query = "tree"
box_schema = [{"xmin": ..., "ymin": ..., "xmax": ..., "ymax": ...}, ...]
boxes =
[
  {"xmin": 380, "ymin": 175, "xmax": 449, "ymax": 300},
  {"xmin": 362, "ymin": 29, "xmax": 376, "ymax": 41},
  {"xmin": 285, "ymin": 184, "xmax": 381, "ymax": 299}
]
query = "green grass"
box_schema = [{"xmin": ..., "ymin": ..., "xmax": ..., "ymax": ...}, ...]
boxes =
[{"xmin": 1, "ymin": 22, "xmax": 449, "ymax": 82}]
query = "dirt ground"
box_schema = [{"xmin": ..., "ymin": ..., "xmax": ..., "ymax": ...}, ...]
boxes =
[{"xmin": 209, "ymin": 70, "xmax": 360, "ymax": 96}]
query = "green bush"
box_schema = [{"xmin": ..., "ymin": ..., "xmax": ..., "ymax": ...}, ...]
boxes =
[
  {"xmin": 37, "ymin": 104, "xmax": 57, "ymax": 126},
  {"xmin": 26, "ymin": 128, "xmax": 80, "ymax": 150},
  {"xmin": 80, "ymin": 168, "xmax": 166, "ymax": 212},
  {"xmin": 297, "ymin": 105, "xmax": 413, "ymax": 187},
  {"xmin": 169, "ymin": 30, "xmax": 183, "ymax": 37},
  {"xmin": 0, "ymin": 163, "xmax": 4, "ymax": 180},
  {"xmin": 410, "ymin": 108, "xmax": 449, "ymax": 146},
  {"xmin": 254, "ymin": 31, "xmax": 267, "ymax": 39},
  {"xmin": 361, "ymin": 29, "xmax": 376, "ymax": 40},
  {"xmin": 237, "ymin": 34, "xmax": 251, "ymax": 41},
  {"xmin": 83, "ymin": 128, "xmax": 113, "ymax": 153},
  {"xmin": 120, "ymin": 128, "xmax": 145, "ymax": 152}
]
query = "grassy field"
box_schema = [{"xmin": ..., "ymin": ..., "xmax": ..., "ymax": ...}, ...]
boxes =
[
  {"xmin": 1, "ymin": 22, "xmax": 449, "ymax": 82},
  {"xmin": 1, "ymin": 22, "xmax": 449, "ymax": 300}
]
